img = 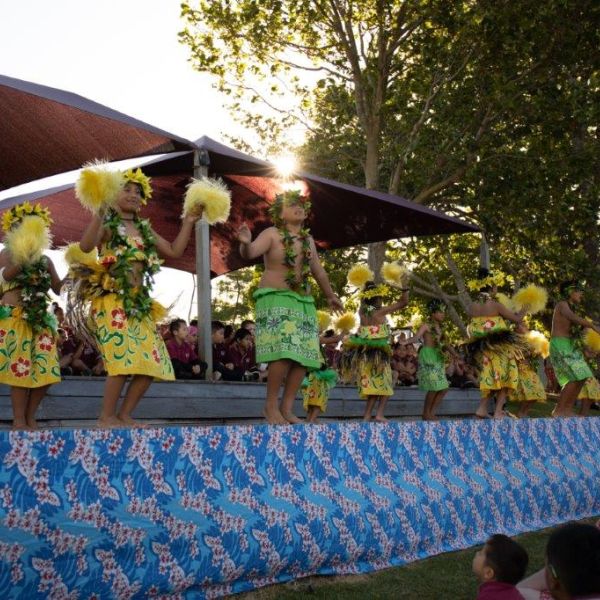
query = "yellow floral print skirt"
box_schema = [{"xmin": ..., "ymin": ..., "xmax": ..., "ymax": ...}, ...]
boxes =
[
  {"xmin": 0, "ymin": 306, "xmax": 60, "ymax": 388},
  {"xmin": 91, "ymin": 294, "xmax": 174, "ymax": 380}
]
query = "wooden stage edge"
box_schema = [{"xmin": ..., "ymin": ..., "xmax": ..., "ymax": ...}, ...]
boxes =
[{"xmin": 0, "ymin": 377, "xmax": 483, "ymax": 427}]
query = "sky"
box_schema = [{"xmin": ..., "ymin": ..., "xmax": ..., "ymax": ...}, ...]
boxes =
[{"xmin": 0, "ymin": 0, "xmax": 284, "ymax": 318}]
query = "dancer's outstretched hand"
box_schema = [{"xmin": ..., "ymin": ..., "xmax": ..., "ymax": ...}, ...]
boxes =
[
  {"xmin": 237, "ymin": 223, "xmax": 252, "ymax": 244},
  {"xmin": 327, "ymin": 294, "xmax": 344, "ymax": 314}
]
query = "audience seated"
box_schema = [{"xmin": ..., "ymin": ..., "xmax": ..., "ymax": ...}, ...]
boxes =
[{"xmin": 167, "ymin": 319, "xmax": 207, "ymax": 380}]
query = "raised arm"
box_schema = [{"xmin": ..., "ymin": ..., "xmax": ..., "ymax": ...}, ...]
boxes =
[
  {"xmin": 152, "ymin": 214, "xmax": 200, "ymax": 259},
  {"xmin": 45, "ymin": 256, "xmax": 63, "ymax": 295},
  {"xmin": 79, "ymin": 213, "xmax": 108, "ymax": 252},
  {"xmin": 376, "ymin": 290, "xmax": 410, "ymax": 318},
  {"xmin": 559, "ymin": 301, "xmax": 600, "ymax": 333},
  {"xmin": 0, "ymin": 248, "xmax": 23, "ymax": 280},
  {"xmin": 308, "ymin": 237, "xmax": 343, "ymax": 312},
  {"xmin": 237, "ymin": 224, "xmax": 273, "ymax": 261},
  {"xmin": 400, "ymin": 323, "xmax": 428, "ymax": 345}
]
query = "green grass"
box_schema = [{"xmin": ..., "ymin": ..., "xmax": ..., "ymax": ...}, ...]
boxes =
[{"xmin": 237, "ymin": 517, "xmax": 598, "ymax": 599}]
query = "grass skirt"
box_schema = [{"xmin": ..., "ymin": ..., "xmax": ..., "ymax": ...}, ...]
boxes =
[
  {"xmin": 91, "ymin": 294, "xmax": 174, "ymax": 380},
  {"xmin": 0, "ymin": 306, "xmax": 60, "ymax": 388},
  {"xmin": 254, "ymin": 288, "xmax": 321, "ymax": 369}
]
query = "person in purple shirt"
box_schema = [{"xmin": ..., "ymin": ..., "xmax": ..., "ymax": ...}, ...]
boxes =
[
  {"xmin": 212, "ymin": 321, "xmax": 244, "ymax": 381},
  {"xmin": 473, "ymin": 534, "xmax": 528, "ymax": 600},
  {"xmin": 166, "ymin": 319, "xmax": 206, "ymax": 380}
]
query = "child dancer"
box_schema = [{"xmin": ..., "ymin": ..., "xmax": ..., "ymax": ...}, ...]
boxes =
[
  {"xmin": 237, "ymin": 189, "xmax": 343, "ymax": 424},
  {"xmin": 549, "ymin": 280, "xmax": 600, "ymax": 417},
  {"xmin": 73, "ymin": 167, "xmax": 203, "ymax": 427},
  {"xmin": 0, "ymin": 203, "xmax": 62, "ymax": 429},
  {"xmin": 342, "ymin": 275, "xmax": 409, "ymax": 422},
  {"xmin": 402, "ymin": 299, "xmax": 449, "ymax": 420}
]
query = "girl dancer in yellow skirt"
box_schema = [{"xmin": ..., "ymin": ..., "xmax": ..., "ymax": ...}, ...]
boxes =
[
  {"xmin": 74, "ymin": 167, "xmax": 202, "ymax": 428},
  {"xmin": 466, "ymin": 269, "xmax": 527, "ymax": 419},
  {"xmin": 0, "ymin": 203, "xmax": 62, "ymax": 429},
  {"xmin": 341, "ymin": 276, "xmax": 409, "ymax": 422}
]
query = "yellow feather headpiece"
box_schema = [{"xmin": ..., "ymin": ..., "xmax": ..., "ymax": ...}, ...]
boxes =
[
  {"xmin": 467, "ymin": 271, "xmax": 511, "ymax": 292},
  {"xmin": 2, "ymin": 201, "xmax": 53, "ymax": 233},
  {"xmin": 123, "ymin": 168, "xmax": 152, "ymax": 204},
  {"xmin": 381, "ymin": 261, "xmax": 409, "ymax": 288},
  {"xmin": 512, "ymin": 284, "xmax": 548, "ymax": 315},
  {"xmin": 75, "ymin": 161, "xmax": 125, "ymax": 213},
  {"xmin": 64, "ymin": 243, "xmax": 99, "ymax": 268},
  {"xmin": 183, "ymin": 177, "xmax": 231, "ymax": 225},
  {"xmin": 335, "ymin": 312, "xmax": 357, "ymax": 332},
  {"xmin": 347, "ymin": 264, "xmax": 374, "ymax": 289},
  {"xmin": 525, "ymin": 330, "xmax": 550, "ymax": 358},
  {"xmin": 360, "ymin": 284, "xmax": 390, "ymax": 300},
  {"xmin": 4, "ymin": 215, "xmax": 53, "ymax": 265},
  {"xmin": 317, "ymin": 310, "xmax": 331, "ymax": 332},
  {"xmin": 583, "ymin": 329, "xmax": 600, "ymax": 353}
]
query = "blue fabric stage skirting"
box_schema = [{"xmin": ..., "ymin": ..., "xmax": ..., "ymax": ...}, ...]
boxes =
[{"xmin": 0, "ymin": 418, "xmax": 598, "ymax": 598}]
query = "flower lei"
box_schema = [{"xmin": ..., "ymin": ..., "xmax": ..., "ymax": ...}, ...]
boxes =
[
  {"xmin": 12, "ymin": 258, "xmax": 57, "ymax": 333},
  {"xmin": 103, "ymin": 209, "xmax": 162, "ymax": 318},
  {"xmin": 279, "ymin": 226, "xmax": 312, "ymax": 294}
]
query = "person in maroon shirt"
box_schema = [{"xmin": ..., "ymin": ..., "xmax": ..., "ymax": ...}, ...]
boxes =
[
  {"xmin": 473, "ymin": 534, "xmax": 528, "ymax": 600},
  {"xmin": 226, "ymin": 328, "xmax": 260, "ymax": 380},
  {"xmin": 212, "ymin": 321, "xmax": 244, "ymax": 381},
  {"xmin": 167, "ymin": 319, "xmax": 206, "ymax": 380}
]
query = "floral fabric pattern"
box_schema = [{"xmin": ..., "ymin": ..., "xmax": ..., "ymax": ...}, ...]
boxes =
[
  {"xmin": 578, "ymin": 376, "xmax": 600, "ymax": 401},
  {"xmin": 0, "ymin": 307, "xmax": 60, "ymax": 388},
  {"xmin": 254, "ymin": 288, "xmax": 321, "ymax": 369},
  {"xmin": 0, "ymin": 419, "xmax": 599, "ymax": 598},
  {"xmin": 509, "ymin": 360, "xmax": 547, "ymax": 402},
  {"xmin": 549, "ymin": 337, "xmax": 593, "ymax": 388},
  {"xmin": 92, "ymin": 294, "xmax": 174, "ymax": 380},
  {"xmin": 417, "ymin": 347, "xmax": 449, "ymax": 392}
]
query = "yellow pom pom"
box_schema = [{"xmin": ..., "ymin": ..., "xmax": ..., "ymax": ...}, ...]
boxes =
[
  {"xmin": 583, "ymin": 329, "xmax": 600, "ymax": 353},
  {"xmin": 317, "ymin": 310, "xmax": 331, "ymax": 332},
  {"xmin": 75, "ymin": 161, "xmax": 124, "ymax": 213},
  {"xmin": 183, "ymin": 177, "xmax": 231, "ymax": 225},
  {"xmin": 347, "ymin": 264, "xmax": 374, "ymax": 289},
  {"xmin": 526, "ymin": 330, "xmax": 550, "ymax": 358},
  {"xmin": 64, "ymin": 243, "xmax": 98, "ymax": 267},
  {"xmin": 496, "ymin": 293, "xmax": 516, "ymax": 312},
  {"xmin": 150, "ymin": 300, "xmax": 168, "ymax": 323},
  {"xmin": 335, "ymin": 312, "xmax": 357, "ymax": 332},
  {"xmin": 4, "ymin": 216, "xmax": 52, "ymax": 265},
  {"xmin": 512, "ymin": 284, "xmax": 548, "ymax": 315},
  {"xmin": 381, "ymin": 261, "xmax": 409, "ymax": 287}
]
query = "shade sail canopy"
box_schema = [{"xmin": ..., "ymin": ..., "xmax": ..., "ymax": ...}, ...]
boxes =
[
  {"xmin": 0, "ymin": 74, "xmax": 195, "ymax": 191},
  {"xmin": 0, "ymin": 137, "xmax": 478, "ymax": 276}
]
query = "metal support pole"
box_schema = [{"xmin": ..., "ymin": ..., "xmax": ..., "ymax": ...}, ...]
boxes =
[{"xmin": 193, "ymin": 149, "xmax": 213, "ymax": 377}]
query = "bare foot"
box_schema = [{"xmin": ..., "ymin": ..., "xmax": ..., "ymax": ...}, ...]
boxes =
[
  {"xmin": 262, "ymin": 407, "xmax": 287, "ymax": 425},
  {"xmin": 118, "ymin": 415, "xmax": 148, "ymax": 428},
  {"xmin": 282, "ymin": 412, "xmax": 303, "ymax": 424},
  {"xmin": 363, "ymin": 415, "xmax": 372, "ymax": 422},
  {"xmin": 26, "ymin": 418, "xmax": 39, "ymax": 430},
  {"xmin": 97, "ymin": 415, "xmax": 125, "ymax": 429},
  {"xmin": 475, "ymin": 411, "xmax": 490, "ymax": 419},
  {"xmin": 374, "ymin": 415, "xmax": 389, "ymax": 423},
  {"xmin": 423, "ymin": 415, "xmax": 439, "ymax": 421},
  {"xmin": 12, "ymin": 421, "xmax": 32, "ymax": 431}
]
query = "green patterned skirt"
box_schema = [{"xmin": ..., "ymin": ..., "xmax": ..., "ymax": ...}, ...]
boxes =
[
  {"xmin": 254, "ymin": 288, "xmax": 321, "ymax": 369},
  {"xmin": 417, "ymin": 346, "xmax": 449, "ymax": 392},
  {"xmin": 549, "ymin": 337, "xmax": 593, "ymax": 388}
]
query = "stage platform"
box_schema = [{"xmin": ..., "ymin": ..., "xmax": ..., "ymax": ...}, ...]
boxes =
[
  {"xmin": 0, "ymin": 418, "xmax": 598, "ymax": 598},
  {"xmin": 0, "ymin": 378, "xmax": 482, "ymax": 427}
]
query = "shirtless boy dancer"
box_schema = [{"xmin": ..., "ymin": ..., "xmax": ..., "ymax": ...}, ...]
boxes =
[
  {"xmin": 550, "ymin": 280, "xmax": 600, "ymax": 417},
  {"xmin": 237, "ymin": 190, "xmax": 343, "ymax": 424}
]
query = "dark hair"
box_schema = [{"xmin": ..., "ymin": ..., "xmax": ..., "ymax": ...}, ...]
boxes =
[
  {"xmin": 477, "ymin": 267, "xmax": 493, "ymax": 294},
  {"xmin": 323, "ymin": 329, "xmax": 335, "ymax": 337},
  {"xmin": 559, "ymin": 280, "xmax": 583, "ymax": 298},
  {"xmin": 169, "ymin": 318, "xmax": 186, "ymax": 335},
  {"xmin": 190, "ymin": 318, "xmax": 198, "ymax": 327},
  {"xmin": 224, "ymin": 324, "xmax": 234, "ymax": 339},
  {"xmin": 546, "ymin": 523, "xmax": 600, "ymax": 596},
  {"xmin": 241, "ymin": 320, "xmax": 255, "ymax": 329},
  {"xmin": 233, "ymin": 328, "xmax": 252, "ymax": 343},
  {"xmin": 484, "ymin": 534, "xmax": 528, "ymax": 585},
  {"xmin": 211, "ymin": 320, "xmax": 225, "ymax": 333},
  {"xmin": 427, "ymin": 298, "xmax": 445, "ymax": 313},
  {"xmin": 363, "ymin": 281, "xmax": 382, "ymax": 308}
]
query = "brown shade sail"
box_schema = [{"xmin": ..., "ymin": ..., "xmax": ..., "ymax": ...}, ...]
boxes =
[
  {"xmin": 0, "ymin": 137, "xmax": 479, "ymax": 276},
  {"xmin": 0, "ymin": 74, "xmax": 195, "ymax": 191}
]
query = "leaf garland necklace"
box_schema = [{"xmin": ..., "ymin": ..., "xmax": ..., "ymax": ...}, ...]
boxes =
[
  {"xmin": 12, "ymin": 258, "xmax": 56, "ymax": 333},
  {"xmin": 103, "ymin": 209, "xmax": 162, "ymax": 318},
  {"xmin": 279, "ymin": 226, "xmax": 311, "ymax": 294}
]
